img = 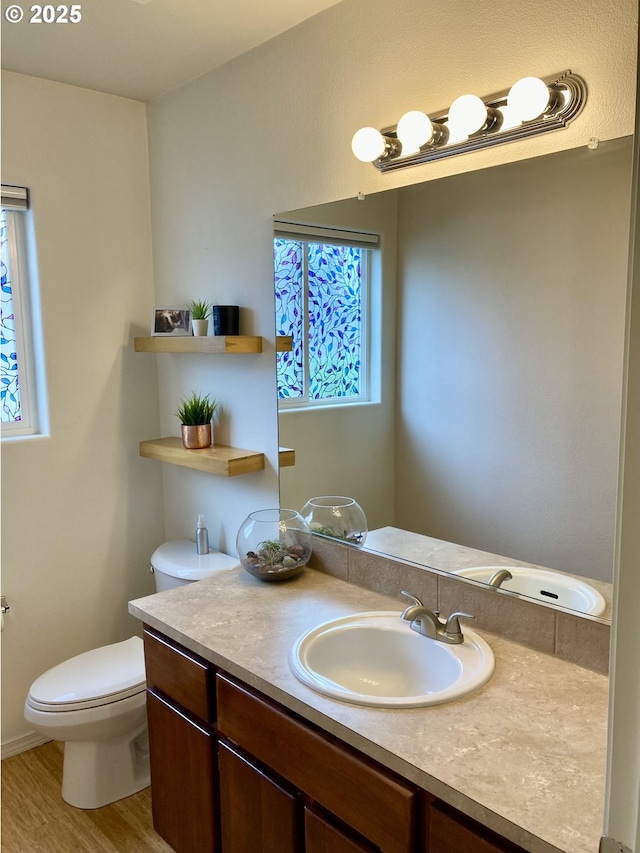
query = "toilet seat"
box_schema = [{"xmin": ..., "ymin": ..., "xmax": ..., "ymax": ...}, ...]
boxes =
[{"xmin": 27, "ymin": 636, "xmax": 146, "ymax": 713}]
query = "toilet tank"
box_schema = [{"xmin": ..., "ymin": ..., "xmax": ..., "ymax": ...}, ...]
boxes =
[{"xmin": 150, "ymin": 540, "xmax": 240, "ymax": 592}]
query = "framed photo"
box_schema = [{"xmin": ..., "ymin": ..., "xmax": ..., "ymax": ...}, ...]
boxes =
[{"xmin": 152, "ymin": 306, "xmax": 192, "ymax": 336}]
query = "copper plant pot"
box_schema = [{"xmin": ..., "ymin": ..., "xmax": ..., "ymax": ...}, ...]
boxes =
[{"xmin": 181, "ymin": 424, "xmax": 212, "ymax": 449}]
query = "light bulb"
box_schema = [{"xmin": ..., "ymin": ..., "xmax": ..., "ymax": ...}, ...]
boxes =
[
  {"xmin": 396, "ymin": 110, "xmax": 435, "ymax": 155},
  {"xmin": 351, "ymin": 127, "xmax": 386, "ymax": 162},
  {"xmin": 507, "ymin": 77, "xmax": 551, "ymax": 122},
  {"xmin": 443, "ymin": 121, "xmax": 468, "ymax": 145},
  {"xmin": 497, "ymin": 105, "xmax": 522, "ymax": 131},
  {"xmin": 447, "ymin": 94, "xmax": 488, "ymax": 137}
]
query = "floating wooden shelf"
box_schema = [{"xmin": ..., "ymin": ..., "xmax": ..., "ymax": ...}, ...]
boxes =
[
  {"xmin": 276, "ymin": 335, "xmax": 293, "ymax": 353},
  {"xmin": 134, "ymin": 336, "xmax": 263, "ymax": 354},
  {"xmin": 279, "ymin": 447, "xmax": 296, "ymax": 468},
  {"xmin": 140, "ymin": 437, "xmax": 265, "ymax": 477}
]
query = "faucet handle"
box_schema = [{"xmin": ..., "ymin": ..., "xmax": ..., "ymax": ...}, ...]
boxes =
[
  {"xmin": 444, "ymin": 611, "xmax": 474, "ymax": 638},
  {"xmin": 400, "ymin": 590, "xmax": 423, "ymax": 607}
]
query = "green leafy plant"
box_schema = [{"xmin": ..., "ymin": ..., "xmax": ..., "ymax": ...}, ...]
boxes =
[
  {"xmin": 255, "ymin": 539, "xmax": 290, "ymax": 564},
  {"xmin": 175, "ymin": 392, "xmax": 217, "ymax": 425},
  {"xmin": 242, "ymin": 538, "xmax": 308, "ymax": 573},
  {"xmin": 188, "ymin": 299, "xmax": 212, "ymax": 321}
]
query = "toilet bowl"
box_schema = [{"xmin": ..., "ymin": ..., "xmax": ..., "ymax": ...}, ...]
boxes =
[
  {"xmin": 24, "ymin": 540, "xmax": 240, "ymax": 809},
  {"xmin": 24, "ymin": 637, "xmax": 148, "ymax": 809}
]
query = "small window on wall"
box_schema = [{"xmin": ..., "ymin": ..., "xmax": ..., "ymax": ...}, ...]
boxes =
[
  {"xmin": 1, "ymin": 186, "xmax": 46, "ymax": 438},
  {"xmin": 274, "ymin": 223, "xmax": 379, "ymax": 408}
]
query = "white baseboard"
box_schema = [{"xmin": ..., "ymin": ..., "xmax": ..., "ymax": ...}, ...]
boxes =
[{"xmin": 2, "ymin": 731, "xmax": 51, "ymax": 760}]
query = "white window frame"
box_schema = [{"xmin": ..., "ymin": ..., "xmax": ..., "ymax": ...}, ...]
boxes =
[
  {"xmin": 274, "ymin": 222, "xmax": 379, "ymax": 411},
  {"xmin": 1, "ymin": 187, "xmax": 46, "ymax": 439}
]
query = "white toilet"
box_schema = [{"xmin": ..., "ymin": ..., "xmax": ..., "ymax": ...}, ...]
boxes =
[{"xmin": 24, "ymin": 541, "xmax": 239, "ymax": 809}]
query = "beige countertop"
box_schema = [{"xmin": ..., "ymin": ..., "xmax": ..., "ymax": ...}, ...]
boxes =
[{"xmin": 129, "ymin": 566, "xmax": 608, "ymax": 853}]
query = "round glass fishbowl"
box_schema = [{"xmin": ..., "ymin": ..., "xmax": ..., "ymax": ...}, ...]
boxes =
[
  {"xmin": 236, "ymin": 508, "xmax": 312, "ymax": 582},
  {"xmin": 300, "ymin": 496, "xmax": 367, "ymax": 546}
]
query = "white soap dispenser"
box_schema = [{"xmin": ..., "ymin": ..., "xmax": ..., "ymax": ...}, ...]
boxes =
[{"xmin": 196, "ymin": 514, "xmax": 209, "ymax": 555}]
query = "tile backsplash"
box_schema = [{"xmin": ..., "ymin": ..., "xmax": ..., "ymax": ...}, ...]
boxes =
[{"xmin": 308, "ymin": 536, "xmax": 610, "ymax": 675}]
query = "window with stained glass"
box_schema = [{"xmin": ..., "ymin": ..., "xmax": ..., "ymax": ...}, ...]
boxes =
[
  {"xmin": 1, "ymin": 187, "xmax": 44, "ymax": 438},
  {"xmin": 275, "ymin": 234, "xmax": 371, "ymax": 406},
  {"xmin": 1, "ymin": 208, "xmax": 21, "ymax": 423}
]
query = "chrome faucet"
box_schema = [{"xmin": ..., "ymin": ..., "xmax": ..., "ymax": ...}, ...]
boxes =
[
  {"xmin": 486, "ymin": 569, "xmax": 513, "ymax": 589},
  {"xmin": 400, "ymin": 591, "xmax": 473, "ymax": 645}
]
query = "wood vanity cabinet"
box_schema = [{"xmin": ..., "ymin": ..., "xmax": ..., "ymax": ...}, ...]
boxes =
[
  {"xmin": 215, "ymin": 672, "xmax": 416, "ymax": 853},
  {"xmin": 217, "ymin": 739, "xmax": 299, "ymax": 851},
  {"xmin": 304, "ymin": 806, "xmax": 379, "ymax": 853},
  {"xmin": 146, "ymin": 691, "xmax": 217, "ymax": 852},
  {"xmin": 143, "ymin": 626, "xmax": 527, "ymax": 853},
  {"xmin": 424, "ymin": 801, "xmax": 528, "ymax": 853},
  {"xmin": 143, "ymin": 627, "xmax": 219, "ymax": 853},
  {"xmin": 217, "ymin": 739, "xmax": 379, "ymax": 853}
]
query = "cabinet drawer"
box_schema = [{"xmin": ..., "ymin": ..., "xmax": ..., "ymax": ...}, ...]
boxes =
[
  {"xmin": 144, "ymin": 626, "xmax": 215, "ymax": 722},
  {"xmin": 216, "ymin": 673, "xmax": 416, "ymax": 853},
  {"xmin": 428, "ymin": 802, "xmax": 526, "ymax": 853}
]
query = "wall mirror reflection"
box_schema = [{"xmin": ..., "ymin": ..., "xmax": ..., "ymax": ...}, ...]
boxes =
[{"xmin": 275, "ymin": 138, "xmax": 633, "ymax": 622}]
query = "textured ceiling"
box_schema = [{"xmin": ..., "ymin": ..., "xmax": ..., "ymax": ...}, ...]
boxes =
[{"xmin": 0, "ymin": 0, "xmax": 344, "ymax": 101}]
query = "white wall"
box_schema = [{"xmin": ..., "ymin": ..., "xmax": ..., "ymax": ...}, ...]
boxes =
[
  {"xmin": 1, "ymin": 72, "xmax": 165, "ymax": 748},
  {"xmin": 146, "ymin": 0, "xmax": 636, "ymax": 557}
]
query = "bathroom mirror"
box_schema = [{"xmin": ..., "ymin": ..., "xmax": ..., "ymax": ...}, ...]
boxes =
[{"xmin": 276, "ymin": 138, "xmax": 633, "ymax": 621}]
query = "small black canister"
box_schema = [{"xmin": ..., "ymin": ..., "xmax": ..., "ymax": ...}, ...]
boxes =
[{"xmin": 212, "ymin": 305, "xmax": 240, "ymax": 335}]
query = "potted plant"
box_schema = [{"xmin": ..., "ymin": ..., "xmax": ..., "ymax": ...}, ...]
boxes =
[
  {"xmin": 175, "ymin": 392, "xmax": 217, "ymax": 448},
  {"xmin": 189, "ymin": 300, "xmax": 212, "ymax": 336}
]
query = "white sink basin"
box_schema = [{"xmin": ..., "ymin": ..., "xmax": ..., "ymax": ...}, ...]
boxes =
[
  {"xmin": 289, "ymin": 611, "xmax": 494, "ymax": 708},
  {"xmin": 452, "ymin": 566, "xmax": 606, "ymax": 616}
]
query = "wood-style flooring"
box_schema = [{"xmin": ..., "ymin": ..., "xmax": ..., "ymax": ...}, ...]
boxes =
[{"xmin": 1, "ymin": 741, "xmax": 173, "ymax": 852}]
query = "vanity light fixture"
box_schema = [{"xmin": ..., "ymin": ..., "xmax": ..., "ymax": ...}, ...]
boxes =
[{"xmin": 351, "ymin": 70, "xmax": 587, "ymax": 172}]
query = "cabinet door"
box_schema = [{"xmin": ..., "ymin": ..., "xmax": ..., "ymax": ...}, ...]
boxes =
[
  {"xmin": 428, "ymin": 802, "xmax": 526, "ymax": 853},
  {"xmin": 305, "ymin": 807, "xmax": 379, "ymax": 853},
  {"xmin": 147, "ymin": 689, "xmax": 218, "ymax": 853},
  {"xmin": 218, "ymin": 740, "xmax": 300, "ymax": 853}
]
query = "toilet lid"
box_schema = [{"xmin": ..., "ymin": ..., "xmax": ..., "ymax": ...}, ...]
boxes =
[
  {"xmin": 150, "ymin": 540, "xmax": 240, "ymax": 581},
  {"xmin": 27, "ymin": 636, "xmax": 146, "ymax": 712}
]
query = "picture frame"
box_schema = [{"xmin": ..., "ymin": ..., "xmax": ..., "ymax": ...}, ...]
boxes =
[{"xmin": 151, "ymin": 306, "xmax": 192, "ymax": 336}]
